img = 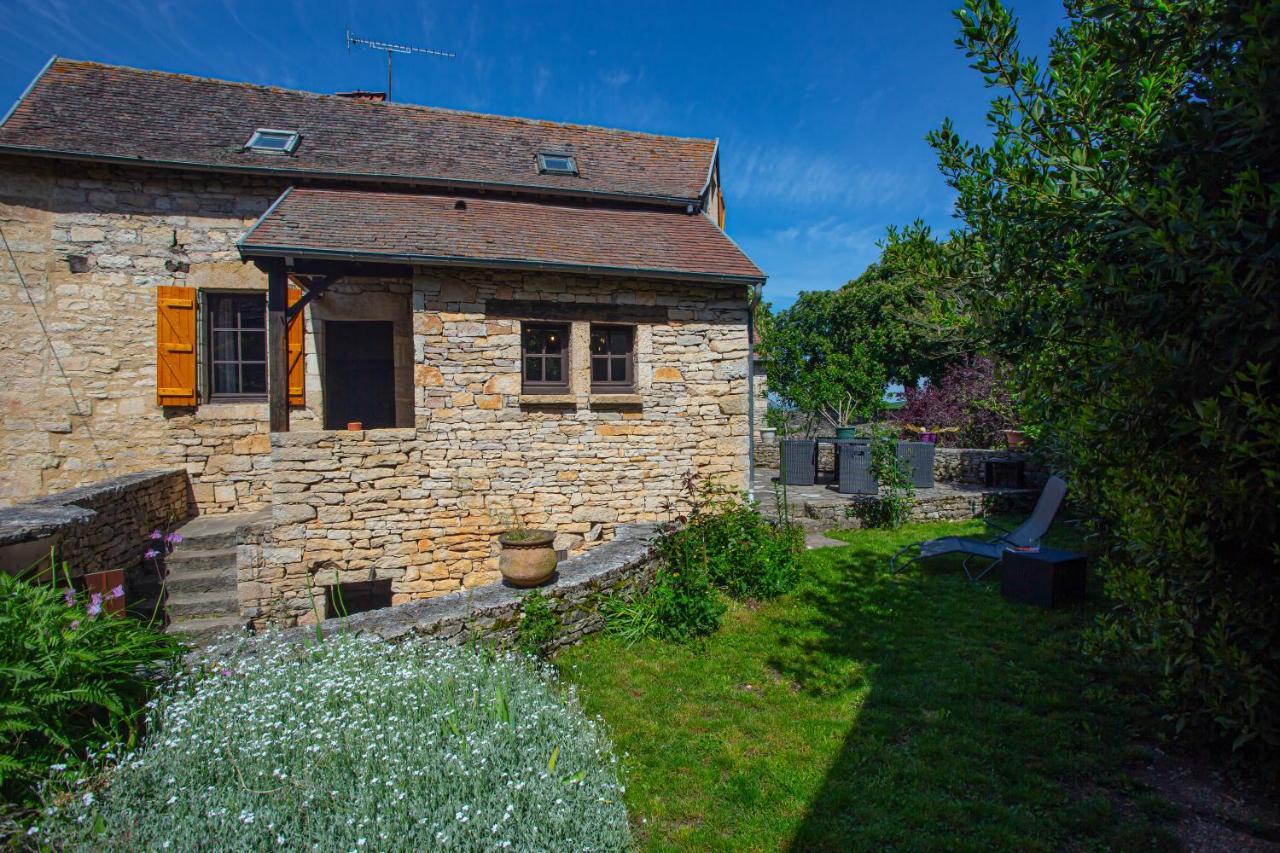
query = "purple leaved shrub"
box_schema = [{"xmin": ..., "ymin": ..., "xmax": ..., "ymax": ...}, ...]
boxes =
[{"xmin": 894, "ymin": 356, "xmax": 1014, "ymax": 448}]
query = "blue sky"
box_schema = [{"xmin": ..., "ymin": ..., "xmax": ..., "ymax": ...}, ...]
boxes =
[{"xmin": 0, "ymin": 0, "xmax": 1065, "ymax": 309}]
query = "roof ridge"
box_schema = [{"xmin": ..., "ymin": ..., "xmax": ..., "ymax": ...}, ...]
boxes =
[{"xmin": 48, "ymin": 57, "xmax": 717, "ymax": 146}]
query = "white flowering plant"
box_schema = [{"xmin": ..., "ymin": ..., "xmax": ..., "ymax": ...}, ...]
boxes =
[{"xmin": 36, "ymin": 632, "xmax": 630, "ymax": 851}]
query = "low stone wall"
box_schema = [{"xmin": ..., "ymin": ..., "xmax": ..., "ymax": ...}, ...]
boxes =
[
  {"xmin": 275, "ymin": 523, "xmax": 657, "ymax": 652},
  {"xmin": 932, "ymin": 448, "xmax": 1046, "ymax": 486},
  {"xmin": 800, "ymin": 486, "xmax": 1037, "ymax": 528},
  {"xmin": 0, "ymin": 469, "xmax": 194, "ymax": 576}
]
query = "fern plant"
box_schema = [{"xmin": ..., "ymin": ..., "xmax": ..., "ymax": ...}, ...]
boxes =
[{"xmin": 0, "ymin": 567, "xmax": 181, "ymax": 806}]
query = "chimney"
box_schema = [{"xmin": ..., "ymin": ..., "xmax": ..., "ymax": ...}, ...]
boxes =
[{"xmin": 335, "ymin": 90, "xmax": 387, "ymax": 103}]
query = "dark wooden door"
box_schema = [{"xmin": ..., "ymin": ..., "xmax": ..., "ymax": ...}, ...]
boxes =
[{"xmin": 324, "ymin": 320, "xmax": 395, "ymax": 430}]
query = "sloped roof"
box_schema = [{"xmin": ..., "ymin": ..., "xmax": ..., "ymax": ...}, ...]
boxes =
[
  {"xmin": 0, "ymin": 58, "xmax": 717, "ymax": 203},
  {"xmin": 238, "ymin": 187, "xmax": 764, "ymax": 284}
]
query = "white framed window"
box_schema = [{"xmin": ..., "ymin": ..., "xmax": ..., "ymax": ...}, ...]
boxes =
[
  {"xmin": 536, "ymin": 152, "xmax": 578, "ymax": 176},
  {"xmin": 245, "ymin": 129, "xmax": 301, "ymax": 154}
]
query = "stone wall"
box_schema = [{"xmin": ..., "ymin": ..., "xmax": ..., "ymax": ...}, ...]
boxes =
[
  {"xmin": 0, "ymin": 468, "xmax": 194, "ymax": 577},
  {"xmin": 932, "ymin": 448, "xmax": 1046, "ymax": 486},
  {"xmin": 0, "ymin": 158, "xmax": 311, "ymax": 512},
  {"xmin": 238, "ymin": 268, "xmax": 749, "ymax": 627},
  {"xmin": 273, "ymin": 523, "xmax": 657, "ymax": 652}
]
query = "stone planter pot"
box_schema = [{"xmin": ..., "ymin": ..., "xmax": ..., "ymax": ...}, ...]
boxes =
[{"xmin": 498, "ymin": 530, "xmax": 557, "ymax": 588}]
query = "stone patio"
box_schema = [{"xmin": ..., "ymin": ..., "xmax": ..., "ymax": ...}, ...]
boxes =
[{"xmin": 753, "ymin": 467, "xmax": 1038, "ymax": 531}]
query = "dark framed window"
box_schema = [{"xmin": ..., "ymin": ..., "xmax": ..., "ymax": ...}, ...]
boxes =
[
  {"xmin": 206, "ymin": 292, "xmax": 267, "ymax": 399},
  {"xmin": 590, "ymin": 325, "xmax": 634, "ymax": 391},
  {"xmin": 522, "ymin": 323, "xmax": 569, "ymax": 393}
]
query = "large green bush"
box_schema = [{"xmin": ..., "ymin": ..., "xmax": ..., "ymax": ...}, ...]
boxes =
[
  {"xmin": 905, "ymin": 0, "xmax": 1280, "ymax": 752},
  {"xmin": 35, "ymin": 632, "xmax": 630, "ymax": 850},
  {"xmin": 609, "ymin": 476, "xmax": 804, "ymax": 641},
  {"xmin": 0, "ymin": 569, "xmax": 180, "ymax": 806}
]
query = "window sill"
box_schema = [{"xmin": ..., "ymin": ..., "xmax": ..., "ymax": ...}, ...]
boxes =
[
  {"xmin": 519, "ymin": 394, "xmax": 577, "ymax": 406},
  {"xmin": 589, "ymin": 393, "xmax": 642, "ymax": 406}
]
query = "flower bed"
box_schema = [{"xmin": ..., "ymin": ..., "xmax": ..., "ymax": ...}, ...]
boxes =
[{"xmin": 36, "ymin": 633, "xmax": 630, "ymax": 850}]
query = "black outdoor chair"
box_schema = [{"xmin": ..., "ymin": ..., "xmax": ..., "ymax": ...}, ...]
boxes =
[{"xmin": 779, "ymin": 439, "xmax": 817, "ymax": 486}]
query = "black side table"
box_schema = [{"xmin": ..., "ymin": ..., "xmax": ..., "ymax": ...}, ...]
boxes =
[{"xmin": 1000, "ymin": 547, "xmax": 1087, "ymax": 608}]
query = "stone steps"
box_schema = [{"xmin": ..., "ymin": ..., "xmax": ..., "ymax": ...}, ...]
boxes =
[{"xmin": 163, "ymin": 510, "xmax": 267, "ymax": 640}]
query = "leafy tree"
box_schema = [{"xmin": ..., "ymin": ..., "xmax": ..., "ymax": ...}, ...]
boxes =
[{"xmin": 913, "ymin": 0, "xmax": 1280, "ymax": 753}]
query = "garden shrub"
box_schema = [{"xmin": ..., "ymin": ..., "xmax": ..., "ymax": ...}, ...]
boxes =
[
  {"xmin": 35, "ymin": 632, "xmax": 630, "ymax": 850},
  {"xmin": 0, "ymin": 568, "xmax": 181, "ymax": 807},
  {"xmin": 609, "ymin": 476, "xmax": 804, "ymax": 642},
  {"xmin": 845, "ymin": 426, "xmax": 915, "ymax": 529},
  {"xmin": 893, "ymin": 355, "xmax": 1014, "ymax": 448},
  {"xmin": 514, "ymin": 589, "xmax": 560, "ymax": 657}
]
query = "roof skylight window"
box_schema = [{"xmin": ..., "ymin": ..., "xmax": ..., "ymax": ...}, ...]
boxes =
[
  {"xmin": 537, "ymin": 152, "xmax": 578, "ymax": 176},
  {"xmin": 245, "ymin": 129, "xmax": 301, "ymax": 154}
]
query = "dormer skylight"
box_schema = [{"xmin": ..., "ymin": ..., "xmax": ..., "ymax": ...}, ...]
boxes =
[
  {"xmin": 245, "ymin": 129, "xmax": 300, "ymax": 154},
  {"xmin": 537, "ymin": 152, "xmax": 578, "ymax": 176}
]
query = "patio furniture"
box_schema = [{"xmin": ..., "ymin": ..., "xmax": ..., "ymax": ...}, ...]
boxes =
[
  {"xmin": 836, "ymin": 443, "xmax": 876, "ymax": 494},
  {"xmin": 895, "ymin": 441, "xmax": 936, "ymax": 488},
  {"xmin": 888, "ymin": 475, "xmax": 1068, "ymax": 580},
  {"xmin": 779, "ymin": 439, "xmax": 817, "ymax": 486},
  {"xmin": 1000, "ymin": 547, "xmax": 1087, "ymax": 608}
]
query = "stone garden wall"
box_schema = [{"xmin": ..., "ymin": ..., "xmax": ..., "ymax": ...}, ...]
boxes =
[
  {"xmin": 0, "ymin": 468, "xmax": 193, "ymax": 577},
  {"xmin": 275, "ymin": 523, "xmax": 657, "ymax": 653}
]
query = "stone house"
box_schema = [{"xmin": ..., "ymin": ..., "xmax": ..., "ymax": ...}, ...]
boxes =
[{"xmin": 0, "ymin": 58, "xmax": 766, "ymax": 626}]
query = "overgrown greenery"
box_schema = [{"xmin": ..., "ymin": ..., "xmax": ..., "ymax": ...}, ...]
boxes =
[
  {"xmin": 0, "ymin": 567, "xmax": 181, "ymax": 807},
  {"xmin": 515, "ymin": 589, "xmax": 560, "ymax": 657},
  {"xmin": 36, "ymin": 633, "xmax": 631, "ymax": 850},
  {"xmin": 562, "ymin": 519, "xmax": 1183, "ymax": 850},
  {"xmin": 884, "ymin": 0, "xmax": 1280, "ymax": 755},
  {"xmin": 845, "ymin": 426, "xmax": 915, "ymax": 529},
  {"xmin": 607, "ymin": 476, "xmax": 804, "ymax": 642}
]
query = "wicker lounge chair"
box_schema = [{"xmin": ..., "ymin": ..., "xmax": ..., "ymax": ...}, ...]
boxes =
[{"xmin": 889, "ymin": 476, "xmax": 1068, "ymax": 580}]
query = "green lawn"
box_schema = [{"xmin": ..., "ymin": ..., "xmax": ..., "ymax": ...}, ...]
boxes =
[{"xmin": 558, "ymin": 518, "xmax": 1178, "ymax": 851}]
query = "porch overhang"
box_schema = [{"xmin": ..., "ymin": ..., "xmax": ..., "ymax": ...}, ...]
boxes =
[{"xmin": 236, "ymin": 186, "xmax": 767, "ymax": 287}]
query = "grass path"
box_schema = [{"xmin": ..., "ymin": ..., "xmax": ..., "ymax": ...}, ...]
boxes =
[{"xmin": 558, "ymin": 518, "xmax": 1178, "ymax": 851}]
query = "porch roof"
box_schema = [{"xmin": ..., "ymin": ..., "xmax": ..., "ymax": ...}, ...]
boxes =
[{"xmin": 237, "ymin": 187, "xmax": 766, "ymax": 285}]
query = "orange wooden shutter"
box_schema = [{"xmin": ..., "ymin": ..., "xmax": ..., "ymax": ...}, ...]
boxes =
[
  {"xmin": 156, "ymin": 285, "xmax": 197, "ymax": 406},
  {"xmin": 286, "ymin": 283, "xmax": 305, "ymax": 406}
]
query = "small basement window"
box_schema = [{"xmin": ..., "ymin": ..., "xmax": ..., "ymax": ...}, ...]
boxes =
[
  {"xmin": 537, "ymin": 152, "xmax": 578, "ymax": 175},
  {"xmin": 245, "ymin": 129, "xmax": 301, "ymax": 154},
  {"xmin": 325, "ymin": 579, "xmax": 393, "ymax": 619}
]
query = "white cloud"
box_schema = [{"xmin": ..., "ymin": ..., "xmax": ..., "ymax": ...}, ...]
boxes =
[
  {"xmin": 724, "ymin": 145, "xmax": 926, "ymax": 208},
  {"xmin": 599, "ymin": 69, "xmax": 632, "ymax": 87}
]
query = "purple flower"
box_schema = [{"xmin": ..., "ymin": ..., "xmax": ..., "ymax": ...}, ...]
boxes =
[
  {"xmin": 87, "ymin": 593, "xmax": 103, "ymax": 618},
  {"xmin": 69, "ymin": 619, "xmax": 80, "ymax": 631},
  {"xmin": 144, "ymin": 548, "xmax": 160, "ymax": 560},
  {"xmin": 220, "ymin": 668, "xmax": 232, "ymax": 678},
  {"xmin": 165, "ymin": 532, "xmax": 183, "ymax": 545},
  {"xmin": 107, "ymin": 584, "xmax": 124, "ymax": 600},
  {"xmin": 63, "ymin": 589, "xmax": 76, "ymax": 607},
  {"xmin": 150, "ymin": 530, "xmax": 164, "ymax": 540}
]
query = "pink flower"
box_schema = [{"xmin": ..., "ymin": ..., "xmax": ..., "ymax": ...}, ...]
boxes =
[
  {"xmin": 150, "ymin": 530, "xmax": 164, "ymax": 540},
  {"xmin": 144, "ymin": 549, "xmax": 160, "ymax": 560},
  {"xmin": 107, "ymin": 585, "xmax": 124, "ymax": 600},
  {"xmin": 69, "ymin": 619, "xmax": 80, "ymax": 630}
]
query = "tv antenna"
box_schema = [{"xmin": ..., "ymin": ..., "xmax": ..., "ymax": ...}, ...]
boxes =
[{"xmin": 345, "ymin": 29, "xmax": 456, "ymax": 102}]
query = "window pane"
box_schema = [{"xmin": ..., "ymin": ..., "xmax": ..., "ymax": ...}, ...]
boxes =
[
  {"xmin": 545, "ymin": 358, "xmax": 562, "ymax": 383},
  {"xmin": 239, "ymin": 330, "xmax": 265, "ymax": 361},
  {"xmin": 590, "ymin": 333, "xmax": 607, "ymax": 355},
  {"xmin": 525, "ymin": 356, "xmax": 543, "ymax": 382},
  {"xmin": 611, "ymin": 357, "xmax": 627, "ymax": 381},
  {"xmin": 238, "ymin": 297, "xmax": 265, "ymax": 329},
  {"xmin": 543, "ymin": 328, "xmax": 563, "ymax": 354},
  {"xmin": 592, "ymin": 359, "xmax": 608, "ymax": 383},
  {"xmin": 240, "ymin": 363, "xmax": 266, "ymax": 394},
  {"xmin": 524, "ymin": 327, "xmax": 544, "ymax": 352},
  {"xmin": 213, "ymin": 363, "xmax": 237, "ymax": 394},
  {"xmin": 210, "ymin": 297, "xmax": 235, "ymax": 328},
  {"xmin": 212, "ymin": 331, "xmax": 237, "ymax": 361},
  {"xmin": 609, "ymin": 330, "xmax": 631, "ymax": 353}
]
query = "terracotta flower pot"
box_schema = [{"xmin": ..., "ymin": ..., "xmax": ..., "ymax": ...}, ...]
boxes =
[
  {"xmin": 1004, "ymin": 429, "xmax": 1029, "ymax": 450},
  {"xmin": 498, "ymin": 530, "xmax": 557, "ymax": 588}
]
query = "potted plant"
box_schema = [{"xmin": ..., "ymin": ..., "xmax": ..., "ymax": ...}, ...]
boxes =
[
  {"xmin": 497, "ymin": 514, "xmax": 557, "ymax": 588},
  {"xmin": 796, "ymin": 350, "xmax": 886, "ymax": 439},
  {"xmin": 1003, "ymin": 428, "xmax": 1029, "ymax": 450}
]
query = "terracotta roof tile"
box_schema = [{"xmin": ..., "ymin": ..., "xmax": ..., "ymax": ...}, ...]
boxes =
[
  {"xmin": 238, "ymin": 187, "xmax": 764, "ymax": 283},
  {"xmin": 0, "ymin": 59, "xmax": 716, "ymax": 202}
]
